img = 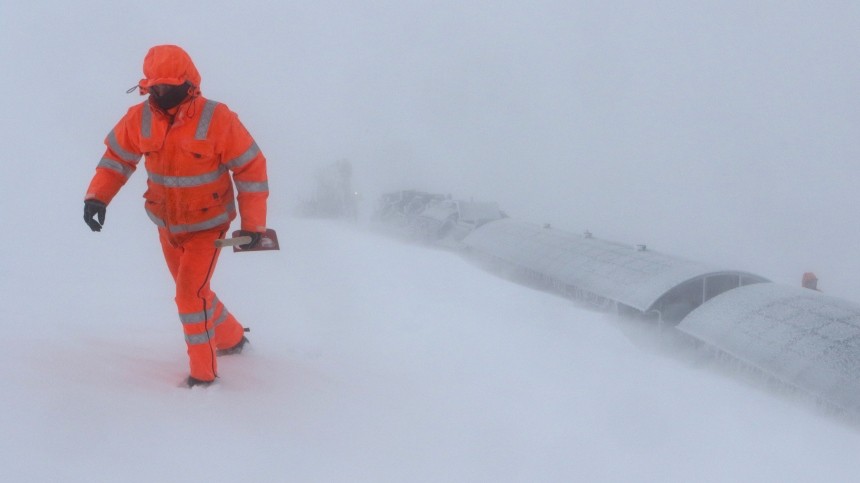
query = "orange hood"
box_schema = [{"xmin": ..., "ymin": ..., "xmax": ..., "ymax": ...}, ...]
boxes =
[{"xmin": 138, "ymin": 45, "xmax": 201, "ymax": 95}]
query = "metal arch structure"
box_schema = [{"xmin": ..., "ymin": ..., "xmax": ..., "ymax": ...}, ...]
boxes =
[
  {"xmin": 372, "ymin": 191, "xmax": 860, "ymax": 413},
  {"xmin": 677, "ymin": 283, "xmax": 860, "ymax": 413},
  {"xmin": 372, "ymin": 190, "xmax": 504, "ymax": 246},
  {"xmin": 415, "ymin": 199, "xmax": 505, "ymax": 245},
  {"xmin": 461, "ymin": 218, "xmax": 768, "ymax": 320}
]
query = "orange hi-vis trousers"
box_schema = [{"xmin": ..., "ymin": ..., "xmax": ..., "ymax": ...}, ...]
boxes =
[{"xmin": 159, "ymin": 227, "xmax": 245, "ymax": 381}]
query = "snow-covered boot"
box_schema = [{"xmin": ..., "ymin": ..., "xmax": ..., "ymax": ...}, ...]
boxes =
[
  {"xmin": 186, "ymin": 376, "xmax": 214, "ymax": 388},
  {"xmin": 216, "ymin": 335, "xmax": 249, "ymax": 356}
]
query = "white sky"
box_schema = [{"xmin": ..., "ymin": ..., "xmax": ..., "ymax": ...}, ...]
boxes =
[{"xmin": 3, "ymin": 1, "xmax": 859, "ymax": 297}]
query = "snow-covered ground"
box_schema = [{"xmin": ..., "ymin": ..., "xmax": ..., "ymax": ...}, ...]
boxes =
[{"xmin": 3, "ymin": 216, "xmax": 860, "ymax": 482}]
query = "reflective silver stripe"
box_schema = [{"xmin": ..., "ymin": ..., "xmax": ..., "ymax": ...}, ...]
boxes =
[
  {"xmin": 146, "ymin": 201, "xmax": 236, "ymax": 233},
  {"xmin": 141, "ymin": 102, "xmax": 152, "ymax": 138},
  {"xmin": 145, "ymin": 207, "xmax": 166, "ymax": 227},
  {"xmin": 235, "ymin": 180, "xmax": 269, "ymax": 193},
  {"xmin": 145, "ymin": 200, "xmax": 235, "ymax": 232},
  {"xmin": 97, "ymin": 157, "xmax": 133, "ymax": 178},
  {"xmin": 212, "ymin": 306, "xmax": 228, "ymax": 328},
  {"xmin": 195, "ymin": 100, "xmax": 219, "ymax": 140},
  {"xmin": 107, "ymin": 130, "xmax": 141, "ymax": 164},
  {"xmin": 186, "ymin": 328, "xmax": 215, "ymax": 345},
  {"xmin": 183, "ymin": 303, "xmax": 230, "ymax": 345},
  {"xmin": 179, "ymin": 296, "xmax": 221, "ymax": 324},
  {"xmin": 167, "ymin": 201, "xmax": 236, "ymax": 234},
  {"xmin": 148, "ymin": 166, "xmax": 227, "ymax": 188},
  {"xmin": 225, "ymin": 142, "xmax": 260, "ymax": 170},
  {"xmin": 170, "ymin": 212, "xmax": 230, "ymax": 233}
]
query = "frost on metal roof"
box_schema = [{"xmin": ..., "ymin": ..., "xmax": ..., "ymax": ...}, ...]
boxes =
[
  {"xmin": 418, "ymin": 200, "xmax": 503, "ymax": 224},
  {"xmin": 418, "ymin": 201, "xmax": 458, "ymax": 222},
  {"xmin": 457, "ymin": 201, "xmax": 502, "ymax": 224},
  {"xmin": 462, "ymin": 218, "xmax": 755, "ymax": 311},
  {"xmin": 677, "ymin": 283, "xmax": 860, "ymax": 412}
]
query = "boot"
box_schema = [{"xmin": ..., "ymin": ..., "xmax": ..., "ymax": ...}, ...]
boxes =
[
  {"xmin": 216, "ymin": 336, "xmax": 249, "ymax": 356},
  {"xmin": 186, "ymin": 376, "xmax": 214, "ymax": 388}
]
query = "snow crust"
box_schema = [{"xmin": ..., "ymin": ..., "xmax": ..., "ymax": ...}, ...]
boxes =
[{"xmin": 3, "ymin": 218, "xmax": 860, "ymax": 482}]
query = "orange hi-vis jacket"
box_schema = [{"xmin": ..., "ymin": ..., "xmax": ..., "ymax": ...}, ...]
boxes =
[{"xmin": 85, "ymin": 94, "xmax": 268, "ymax": 235}]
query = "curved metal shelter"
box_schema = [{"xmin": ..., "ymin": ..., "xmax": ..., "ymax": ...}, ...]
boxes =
[
  {"xmin": 462, "ymin": 219, "xmax": 767, "ymax": 320},
  {"xmin": 677, "ymin": 283, "xmax": 860, "ymax": 412},
  {"xmin": 415, "ymin": 200, "xmax": 504, "ymax": 243}
]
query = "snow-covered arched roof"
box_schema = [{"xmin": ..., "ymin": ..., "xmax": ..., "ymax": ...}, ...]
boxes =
[
  {"xmin": 462, "ymin": 218, "xmax": 766, "ymax": 312},
  {"xmin": 677, "ymin": 283, "xmax": 860, "ymax": 412}
]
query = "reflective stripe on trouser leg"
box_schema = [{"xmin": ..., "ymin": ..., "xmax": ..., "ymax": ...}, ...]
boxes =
[
  {"xmin": 157, "ymin": 227, "xmax": 245, "ymax": 381},
  {"xmin": 214, "ymin": 309, "xmax": 244, "ymax": 351},
  {"xmin": 180, "ymin": 297, "xmax": 244, "ymax": 350}
]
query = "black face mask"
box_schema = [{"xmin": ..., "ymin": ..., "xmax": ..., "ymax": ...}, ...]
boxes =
[{"xmin": 150, "ymin": 82, "xmax": 191, "ymax": 110}]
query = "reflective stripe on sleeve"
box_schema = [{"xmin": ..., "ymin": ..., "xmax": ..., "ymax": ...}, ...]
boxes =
[
  {"xmin": 97, "ymin": 157, "xmax": 134, "ymax": 178},
  {"xmin": 225, "ymin": 142, "xmax": 260, "ymax": 170},
  {"xmin": 148, "ymin": 166, "xmax": 228, "ymax": 188},
  {"xmin": 141, "ymin": 102, "xmax": 152, "ymax": 139},
  {"xmin": 194, "ymin": 100, "xmax": 219, "ymax": 140},
  {"xmin": 107, "ymin": 130, "xmax": 141, "ymax": 164},
  {"xmin": 235, "ymin": 180, "xmax": 269, "ymax": 193}
]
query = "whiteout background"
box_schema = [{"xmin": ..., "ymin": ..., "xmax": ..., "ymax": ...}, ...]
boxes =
[{"xmin": 2, "ymin": 1, "xmax": 860, "ymax": 481}]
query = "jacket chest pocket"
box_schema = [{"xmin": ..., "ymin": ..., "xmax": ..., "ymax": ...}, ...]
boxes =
[{"xmin": 181, "ymin": 139, "xmax": 216, "ymax": 164}]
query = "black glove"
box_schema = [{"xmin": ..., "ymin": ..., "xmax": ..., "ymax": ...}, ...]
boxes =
[
  {"xmin": 237, "ymin": 230, "xmax": 262, "ymax": 250},
  {"xmin": 84, "ymin": 199, "xmax": 107, "ymax": 232}
]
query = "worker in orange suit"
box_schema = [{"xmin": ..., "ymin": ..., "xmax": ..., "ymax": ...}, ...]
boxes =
[{"xmin": 83, "ymin": 45, "xmax": 269, "ymax": 387}]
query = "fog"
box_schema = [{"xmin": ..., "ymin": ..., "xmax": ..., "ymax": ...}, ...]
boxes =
[
  {"xmin": 0, "ymin": 0, "xmax": 860, "ymax": 480},
  {"xmin": 3, "ymin": 1, "xmax": 858, "ymax": 295},
  {"xmin": 1, "ymin": 0, "xmax": 860, "ymax": 464}
]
